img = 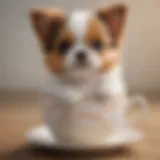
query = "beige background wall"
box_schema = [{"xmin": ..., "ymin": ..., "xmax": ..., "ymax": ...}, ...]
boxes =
[{"xmin": 0, "ymin": 0, "xmax": 160, "ymax": 92}]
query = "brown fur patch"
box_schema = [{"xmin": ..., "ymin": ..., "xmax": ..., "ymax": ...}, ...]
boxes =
[
  {"xmin": 44, "ymin": 51, "xmax": 65, "ymax": 74},
  {"xmin": 97, "ymin": 4, "xmax": 128, "ymax": 46},
  {"xmin": 54, "ymin": 28, "xmax": 75, "ymax": 50},
  {"xmin": 100, "ymin": 49, "xmax": 120, "ymax": 72},
  {"xmin": 96, "ymin": 4, "xmax": 127, "ymax": 72},
  {"xmin": 85, "ymin": 17, "xmax": 119, "ymax": 72},
  {"xmin": 85, "ymin": 17, "xmax": 109, "ymax": 46},
  {"xmin": 44, "ymin": 29, "xmax": 75, "ymax": 74},
  {"xmin": 45, "ymin": 28, "xmax": 75, "ymax": 73},
  {"xmin": 30, "ymin": 8, "xmax": 66, "ymax": 52},
  {"xmin": 30, "ymin": 8, "xmax": 74, "ymax": 74}
]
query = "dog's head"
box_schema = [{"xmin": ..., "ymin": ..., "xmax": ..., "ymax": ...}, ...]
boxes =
[{"xmin": 30, "ymin": 4, "xmax": 128, "ymax": 78}]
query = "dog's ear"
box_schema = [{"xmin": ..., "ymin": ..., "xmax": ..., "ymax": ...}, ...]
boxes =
[
  {"xmin": 97, "ymin": 4, "xmax": 128, "ymax": 46},
  {"xmin": 30, "ymin": 8, "xmax": 66, "ymax": 52}
]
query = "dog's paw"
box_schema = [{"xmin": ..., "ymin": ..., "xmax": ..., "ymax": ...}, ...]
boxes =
[
  {"xmin": 65, "ymin": 90, "xmax": 84, "ymax": 106},
  {"xmin": 94, "ymin": 89, "xmax": 109, "ymax": 102},
  {"xmin": 26, "ymin": 125, "xmax": 55, "ymax": 146}
]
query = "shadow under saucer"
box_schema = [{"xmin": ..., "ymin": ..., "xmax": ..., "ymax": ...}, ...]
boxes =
[{"xmin": 3, "ymin": 144, "xmax": 134, "ymax": 160}]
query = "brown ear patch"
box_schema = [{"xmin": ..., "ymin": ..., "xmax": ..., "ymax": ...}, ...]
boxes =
[
  {"xmin": 30, "ymin": 8, "xmax": 66, "ymax": 52},
  {"xmin": 97, "ymin": 4, "xmax": 128, "ymax": 46}
]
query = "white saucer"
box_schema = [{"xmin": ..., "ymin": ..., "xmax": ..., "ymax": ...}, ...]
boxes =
[{"xmin": 26, "ymin": 125, "xmax": 143, "ymax": 149}]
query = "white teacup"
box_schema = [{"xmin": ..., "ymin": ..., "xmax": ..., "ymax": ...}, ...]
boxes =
[{"xmin": 42, "ymin": 93, "xmax": 147, "ymax": 147}]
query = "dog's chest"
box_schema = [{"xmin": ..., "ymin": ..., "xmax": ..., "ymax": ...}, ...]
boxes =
[
  {"xmin": 73, "ymin": 81, "xmax": 107, "ymax": 107},
  {"xmin": 43, "ymin": 66, "xmax": 124, "ymax": 108}
]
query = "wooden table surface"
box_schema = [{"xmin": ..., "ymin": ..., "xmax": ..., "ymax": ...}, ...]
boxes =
[{"xmin": 0, "ymin": 94, "xmax": 160, "ymax": 160}]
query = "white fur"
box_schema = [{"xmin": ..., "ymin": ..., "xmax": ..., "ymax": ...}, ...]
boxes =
[
  {"xmin": 43, "ymin": 66, "xmax": 125, "ymax": 106},
  {"xmin": 68, "ymin": 10, "xmax": 91, "ymax": 40},
  {"xmin": 96, "ymin": 66, "xmax": 126, "ymax": 96}
]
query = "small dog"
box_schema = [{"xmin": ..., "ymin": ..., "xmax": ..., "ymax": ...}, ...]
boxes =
[{"xmin": 28, "ymin": 4, "xmax": 128, "ymax": 145}]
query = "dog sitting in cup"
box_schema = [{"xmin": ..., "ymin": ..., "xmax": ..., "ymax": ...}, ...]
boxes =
[
  {"xmin": 30, "ymin": 3, "xmax": 128, "ymax": 101},
  {"xmin": 27, "ymin": 4, "xmax": 146, "ymax": 147}
]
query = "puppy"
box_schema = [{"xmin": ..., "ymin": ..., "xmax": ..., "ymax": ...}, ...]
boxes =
[{"xmin": 27, "ymin": 4, "xmax": 128, "ymax": 145}]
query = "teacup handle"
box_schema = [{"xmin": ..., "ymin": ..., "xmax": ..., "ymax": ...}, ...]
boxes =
[{"xmin": 126, "ymin": 96, "xmax": 148, "ymax": 123}]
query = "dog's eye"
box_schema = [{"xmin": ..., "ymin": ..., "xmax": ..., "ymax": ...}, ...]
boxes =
[
  {"xmin": 91, "ymin": 40, "xmax": 103, "ymax": 51},
  {"xmin": 58, "ymin": 41, "xmax": 72, "ymax": 53}
]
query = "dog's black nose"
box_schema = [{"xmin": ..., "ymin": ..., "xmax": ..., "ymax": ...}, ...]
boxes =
[{"xmin": 76, "ymin": 51, "xmax": 86, "ymax": 62}]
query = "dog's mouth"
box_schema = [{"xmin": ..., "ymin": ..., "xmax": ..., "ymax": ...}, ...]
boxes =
[{"xmin": 76, "ymin": 60, "xmax": 89, "ymax": 68}]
